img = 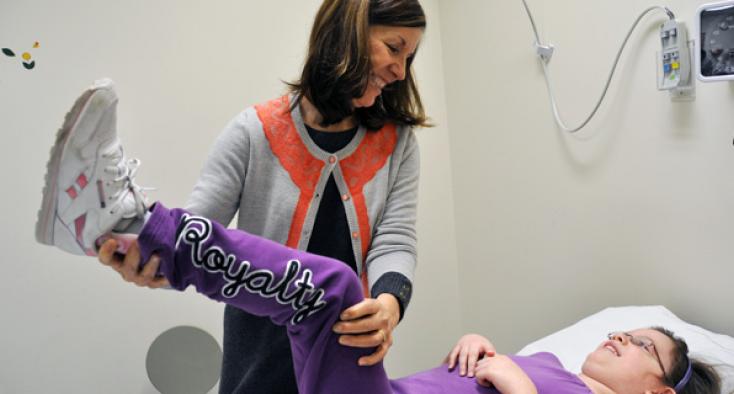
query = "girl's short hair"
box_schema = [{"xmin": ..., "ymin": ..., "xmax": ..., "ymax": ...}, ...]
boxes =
[
  {"xmin": 652, "ymin": 327, "xmax": 721, "ymax": 394},
  {"xmin": 289, "ymin": 0, "xmax": 430, "ymax": 130}
]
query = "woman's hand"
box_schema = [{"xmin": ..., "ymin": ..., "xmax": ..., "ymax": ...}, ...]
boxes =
[
  {"xmin": 444, "ymin": 333, "xmax": 496, "ymax": 377},
  {"xmin": 98, "ymin": 238, "xmax": 170, "ymax": 288},
  {"xmin": 332, "ymin": 293, "xmax": 400, "ymax": 366},
  {"xmin": 475, "ymin": 354, "xmax": 537, "ymax": 394}
]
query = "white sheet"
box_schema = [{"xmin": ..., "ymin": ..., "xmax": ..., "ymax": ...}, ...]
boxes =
[{"xmin": 517, "ymin": 305, "xmax": 734, "ymax": 393}]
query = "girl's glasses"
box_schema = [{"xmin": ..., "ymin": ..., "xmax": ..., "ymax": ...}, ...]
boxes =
[{"xmin": 607, "ymin": 332, "xmax": 668, "ymax": 382}]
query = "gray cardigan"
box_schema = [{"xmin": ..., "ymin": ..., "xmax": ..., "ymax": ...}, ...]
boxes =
[{"xmin": 185, "ymin": 95, "xmax": 419, "ymax": 295}]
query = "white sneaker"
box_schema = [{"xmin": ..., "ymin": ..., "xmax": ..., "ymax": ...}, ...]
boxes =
[{"xmin": 36, "ymin": 78, "xmax": 148, "ymax": 256}]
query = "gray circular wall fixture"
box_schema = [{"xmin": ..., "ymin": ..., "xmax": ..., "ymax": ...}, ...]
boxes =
[{"xmin": 146, "ymin": 326, "xmax": 222, "ymax": 394}]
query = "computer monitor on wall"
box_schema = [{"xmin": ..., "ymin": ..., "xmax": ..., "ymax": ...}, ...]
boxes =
[{"xmin": 696, "ymin": 0, "xmax": 734, "ymax": 81}]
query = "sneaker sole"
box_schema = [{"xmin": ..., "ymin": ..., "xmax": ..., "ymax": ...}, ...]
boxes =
[{"xmin": 35, "ymin": 79, "xmax": 117, "ymax": 247}]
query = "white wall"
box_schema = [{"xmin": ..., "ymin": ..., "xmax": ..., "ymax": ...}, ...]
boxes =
[
  {"xmin": 5, "ymin": 0, "xmax": 731, "ymax": 392},
  {"xmin": 438, "ymin": 0, "xmax": 734, "ymax": 353},
  {"xmin": 385, "ymin": 0, "xmax": 464, "ymax": 379},
  {"xmin": 0, "ymin": 0, "xmax": 460, "ymax": 392}
]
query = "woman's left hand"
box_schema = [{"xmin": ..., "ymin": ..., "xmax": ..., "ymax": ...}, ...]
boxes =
[{"xmin": 332, "ymin": 293, "xmax": 400, "ymax": 366}]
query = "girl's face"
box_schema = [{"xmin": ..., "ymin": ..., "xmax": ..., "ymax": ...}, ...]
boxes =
[
  {"xmin": 352, "ymin": 25, "xmax": 423, "ymax": 108},
  {"xmin": 581, "ymin": 329, "xmax": 676, "ymax": 394}
]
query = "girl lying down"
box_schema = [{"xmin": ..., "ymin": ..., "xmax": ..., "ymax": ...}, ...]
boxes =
[{"xmin": 36, "ymin": 85, "xmax": 721, "ymax": 394}]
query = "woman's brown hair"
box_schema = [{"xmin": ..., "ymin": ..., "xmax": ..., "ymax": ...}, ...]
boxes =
[{"xmin": 289, "ymin": 0, "xmax": 430, "ymax": 130}]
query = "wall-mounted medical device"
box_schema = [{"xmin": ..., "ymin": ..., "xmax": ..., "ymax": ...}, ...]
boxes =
[
  {"xmin": 658, "ymin": 20, "xmax": 691, "ymax": 90},
  {"xmin": 696, "ymin": 0, "xmax": 734, "ymax": 81}
]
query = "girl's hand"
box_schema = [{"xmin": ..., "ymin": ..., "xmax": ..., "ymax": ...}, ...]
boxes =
[
  {"xmin": 444, "ymin": 334, "xmax": 496, "ymax": 377},
  {"xmin": 475, "ymin": 354, "xmax": 537, "ymax": 394}
]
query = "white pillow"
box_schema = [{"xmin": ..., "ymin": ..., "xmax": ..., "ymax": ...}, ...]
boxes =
[{"xmin": 517, "ymin": 305, "xmax": 734, "ymax": 393}]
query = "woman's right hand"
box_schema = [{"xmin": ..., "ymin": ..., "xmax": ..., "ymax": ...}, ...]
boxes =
[
  {"xmin": 444, "ymin": 333, "xmax": 497, "ymax": 377},
  {"xmin": 98, "ymin": 239, "xmax": 170, "ymax": 288}
]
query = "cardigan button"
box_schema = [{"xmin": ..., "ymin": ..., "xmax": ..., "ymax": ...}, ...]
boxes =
[
  {"xmin": 352, "ymin": 232, "xmax": 359, "ymax": 239},
  {"xmin": 342, "ymin": 194, "xmax": 350, "ymax": 201},
  {"xmin": 328, "ymin": 155, "xmax": 337, "ymax": 164}
]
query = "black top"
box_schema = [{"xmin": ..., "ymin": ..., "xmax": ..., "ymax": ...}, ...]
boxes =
[{"xmin": 305, "ymin": 125, "xmax": 359, "ymax": 273}]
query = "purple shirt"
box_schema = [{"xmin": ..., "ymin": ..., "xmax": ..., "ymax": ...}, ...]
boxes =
[{"xmin": 389, "ymin": 353, "xmax": 592, "ymax": 394}]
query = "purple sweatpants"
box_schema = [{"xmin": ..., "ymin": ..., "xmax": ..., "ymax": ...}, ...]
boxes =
[{"xmin": 138, "ymin": 204, "xmax": 592, "ymax": 394}]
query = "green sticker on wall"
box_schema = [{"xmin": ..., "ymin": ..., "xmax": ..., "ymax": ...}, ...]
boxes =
[{"xmin": 2, "ymin": 48, "xmax": 16, "ymax": 57}]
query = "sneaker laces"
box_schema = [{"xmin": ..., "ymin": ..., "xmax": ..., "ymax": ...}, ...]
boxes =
[{"xmin": 100, "ymin": 142, "xmax": 150, "ymax": 219}]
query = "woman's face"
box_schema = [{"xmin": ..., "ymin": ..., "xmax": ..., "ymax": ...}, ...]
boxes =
[
  {"xmin": 581, "ymin": 329, "xmax": 676, "ymax": 394},
  {"xmin": 352, "ymin": 25, "xmax": 423, "ymax": 108}
]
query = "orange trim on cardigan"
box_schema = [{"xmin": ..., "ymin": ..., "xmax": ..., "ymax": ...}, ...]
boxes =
[
  {"xmin": 255, "ymin": 96, "xmax": 324, "ymax": 249},
  {"xmin": 340, "ymin": 123, "xmax": 398, "ymax": 294},
  {"xmin": 256, "ymin": 95, "xmax": 399, "ymax": 295}
]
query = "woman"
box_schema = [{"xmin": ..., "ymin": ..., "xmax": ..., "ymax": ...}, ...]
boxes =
[{"xmin": 55, "ymin": 0, "xmax": 427, "ymax": 393}]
